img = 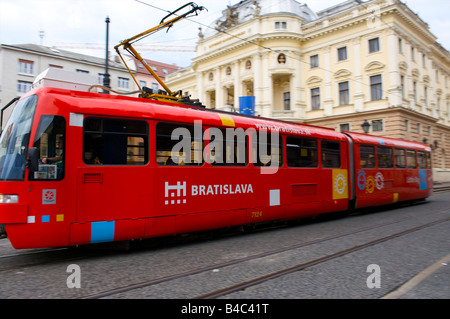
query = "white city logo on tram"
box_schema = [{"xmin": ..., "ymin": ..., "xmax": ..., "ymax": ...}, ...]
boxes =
[{"xmin": 165, "ymin": 181, "xmax": 187, "ymax": 205}]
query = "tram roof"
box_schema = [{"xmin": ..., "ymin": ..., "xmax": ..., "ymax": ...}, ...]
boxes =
[
  {"xmin": 29, "ymin": 87, "xmax": 347, "ymax": 141},
  {"xmin": 344, "ymin": 131, "xmax": 431, "ymax": 151}
]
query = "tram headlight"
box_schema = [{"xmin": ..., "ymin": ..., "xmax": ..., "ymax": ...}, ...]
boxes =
[{"xmin": 0, "ymin": 194, "xmax": 19, "ymax": 204}]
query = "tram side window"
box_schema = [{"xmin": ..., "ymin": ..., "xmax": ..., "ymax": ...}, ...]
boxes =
[
  {"xmin": 407, "ymin": 150, "xmax": 417, "ymax": 169},
  {"xmin": 156, "ymin": 123, "xmax": 204, "ymax": 166},
  {"xmin": 206, "ymin": 128, "xmax": 248, "ymax": 166},
  {"xmin": 252, "ymin": 131, "xmax": 283, "ymax": 167},
  {"xmin": 31, "ymin": 115, "xmax": 66, "ymax": 180},
  {"xmin": 286, "ymin": 137, "xmax": 318, "ymax": 168},
  {"xmin": 83, "ymin": 118, "xmax": 148, "ymax": 166},
  {"xmin": 360, "ymin": 145, "xmax": 375, "ymax": 168},
  {"xmin": 417, "ymin": 151, "xmax": 427, "ymax": 169},
  {"xmin": 426, "ymin": 152, "xmax": 432, "ymax": 169},
  {"xmin": 395, "ymin": 149, "xmax": 406, "ymax": 169},
  {"xmin": 377, "ymin": 146, "xmax": 394, "ymax": 168},
  {"xmin": 321, "ymin": 141, "xmax": 341, "ymax": 168}
]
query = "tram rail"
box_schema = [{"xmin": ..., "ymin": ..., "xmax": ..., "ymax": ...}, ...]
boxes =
[{"xmin": 78, "ymin": 214, "xmax": 450, "ymax": 299}]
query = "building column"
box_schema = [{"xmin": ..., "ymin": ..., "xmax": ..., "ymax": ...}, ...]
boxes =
[
  {"xmin": 297, "ymin": 53, "xmax": 307, "ymax": 118},
  {"xmin": 234, "ymin": 60, "xmax": 241, "ymax": 111},
  {"xmin": 197, "ymin": 71, "xmax": 204, "ymax": 105},
  {"xmin": 387, "ymin": 29, "xmax": 402, "ymax": 107},
  {"xmin": 254, "ymin": 52, "xmax": 263, "ymax": 116},
  {"xmin": 261, "ymin": 52, "xmax": 272, "ymax": 117},
  {"xmin": 215, "ymin": 67, "xmax": 223, "ymax": 109},
  {"xmin": 353, "ymin": 36, "xmax": 364, "ymax": 112},
  {"xmin": 323, "ymin": 46, "xmax": 333, "ymax": 116}
]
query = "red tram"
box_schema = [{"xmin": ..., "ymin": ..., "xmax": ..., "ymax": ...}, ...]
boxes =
[{"xmin": 0, "ymin": 86, "xmax": 432, "ymax": 249}]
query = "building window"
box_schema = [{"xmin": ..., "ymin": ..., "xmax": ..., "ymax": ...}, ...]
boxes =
[
  {"xmin": 372, "ymin": 120, "xmax": 384, "ymax": 132},
  {"xmin": 310, "ymin": 54, "xmax": 319, "ymax": 68},
  {"xmin": 339, "ymin": 81, "xmax": 349, "ymax": 105},
  {"xmin": 17, "ymin": 80, "xmax": 33, "ymax": 94},
  {"xmin": 284, "ymin": 92, "xmax": 290, "ymax": 111},
  {"xmin": 139, "ymin": 80, "xmax": 147, "ymax": 88},
  {"xmin": 245, "ymin": 60, "xmax": 252, "ymax": 70},
  {"xmin": 405, "ymin": 119, "xmax": 409, "ymax": 131},
  {"xmin": 118, "ymin": 77, "xmax": 130, "ymax": 90},
  {"xmin": 411, "ymin": 47, "xmax": 415, "ymax": 61},
  {"xmin": 417, "ymin": 123, "xmax": 421, "ymax": 134},
  {"xmin": 370, "ymin": 75, "xmax": 383, "ymax": 101},
  {"xmin": 422, "ymin": 54, "xmax": 426, "ymax": 68},
  {"xmin": 340, "ymin": 123, "xmax": 350, "ymax": 132},
  {"xmin": 18, "ymin": 60, "xmax": 34, "ymax": 75},
  {"xmin": 311, "ymin": 88, "xmax": 320, "ymax": 110},
  {"xmin": 275, "ymin": 22, "xmax": 287, "ymax": 29},
  {"xmin": 209, "ymin": 72, "xmax": 214, "ymax": 81},
  {"xmin": 398, "ymin": 38, "xmax": 403, "ymax": 54},
  {"xmin": 369, "ymin": 38, "xmax": 380, "ymax": 53},
  {"xmin": 226, "ymin": 66, "xmax": 232, "ymax": 76},
  {"xmin": 337, "ymin": 47, "xmax": 347, "ymax": 61},
  {"xmin": 424, "ymin": 86, "xmax": 428, "ymax": 106}
]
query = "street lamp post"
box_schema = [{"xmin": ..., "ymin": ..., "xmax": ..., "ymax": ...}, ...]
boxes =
[
  {"xmin": 103, "ymin": 16, "xmax": 111, "ymax": 94},
  {"xmin": 362, "ymin": 120, "xmax": 371, "ymax": 134}
]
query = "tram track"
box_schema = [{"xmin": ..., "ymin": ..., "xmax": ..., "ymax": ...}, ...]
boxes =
[
  {"xmin": 0, "ymin": 214, "xmax": 399, "ymax": 274},
  {"xmin": 78, "ymin": 214, "xmax": 450, "ymax": 299},
  {"xmin": 434, "ymin": 186, "xmax": 450, "ymax": 193},
  {"xmin": 197, "ymin": 217, "xmax": 450, "ymax": 299},
  {"xmin": 0, "ymin": 246, "xmax": 117, "ymax": 273}
]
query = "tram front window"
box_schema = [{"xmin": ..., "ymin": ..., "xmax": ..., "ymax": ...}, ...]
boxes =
[{"xmin": 0, "ymin": 95, "xmax": 38, "ymax": 181}]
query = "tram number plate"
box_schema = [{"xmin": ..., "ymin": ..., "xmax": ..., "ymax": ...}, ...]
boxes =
[{"xmin": 251, "ymin": 211, "xmax": 263, "ymax": 219}]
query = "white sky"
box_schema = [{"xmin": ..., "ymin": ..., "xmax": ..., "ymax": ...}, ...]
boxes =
[{"xmin": 0, "ymin": 0, "xmax": 449, "ymax": 68}]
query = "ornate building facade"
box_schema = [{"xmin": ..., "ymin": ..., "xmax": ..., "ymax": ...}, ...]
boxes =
[{"xmin": 167, "ymin": 0, "xmax": 450, "ymax": 182}]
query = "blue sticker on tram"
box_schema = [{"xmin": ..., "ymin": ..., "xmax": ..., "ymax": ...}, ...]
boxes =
[
  {"xmin": 91, "ymin": 221, "xmax": 115, "ymax": 244},
  {"xmin": 419, "ymin": 170, "xmax": 427, "ymax": 190}
]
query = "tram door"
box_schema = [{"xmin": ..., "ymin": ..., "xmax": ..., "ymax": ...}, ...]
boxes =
[
  {"xmin": 26, "ymin": 115, "xmax": 73, "ymax": 247},
  {"xmin": 76, "ymin": 118, "xmax": 152, "ymax": 223}
]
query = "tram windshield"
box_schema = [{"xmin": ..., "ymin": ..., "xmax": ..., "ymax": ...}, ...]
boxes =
[{"xmin": 0, "ymin": 95, "xmax": 38, "ymax": 181}]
